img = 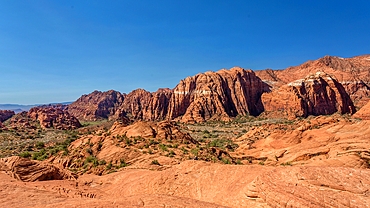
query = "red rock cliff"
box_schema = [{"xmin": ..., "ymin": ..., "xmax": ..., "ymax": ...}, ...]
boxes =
[
  {"xmin": 68, "ymin": 90, "xmax": 124, "ymax": 121},
  {"xmin": 167, "ymin": 67, "xmax": 270, "ymax": 122},
  {"xmin": 262, "ymin": 71, "xmax": 356, "ymax": 118}
]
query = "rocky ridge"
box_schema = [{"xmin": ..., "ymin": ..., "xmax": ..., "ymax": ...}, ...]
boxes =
[
  {"xmin": 262, "ymin": 71, "xmax": 356, "ymax": 118},
  {"xmin": 256, "ymin": 55, "xmax": 370, "ymax": 107},
  {"xmin": 68, "ymin": 90, "xmax": 124, "ymax": 121},
  {"xmin": 0, "ymin": 110, "xmax": 15, "ymax": 122},
  {"xmin": 28, "ymin": 106, "xmax": 81, "ymax": 130}
]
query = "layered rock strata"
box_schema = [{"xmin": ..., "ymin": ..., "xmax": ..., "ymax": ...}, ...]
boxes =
[
  {"xmin": 262, "ymin": 72, "xmax": 356, "ymax": 118},
  {"xmin": 167, "ymin": 67, "xmax": 270, "ymax": 122}
]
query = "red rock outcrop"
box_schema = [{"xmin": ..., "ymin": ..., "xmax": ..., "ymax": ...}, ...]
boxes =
[
  {"xmin": 0, "ymin": 156, "xmax": 76, "ymax": 182},
  {"xmin": 353, "ymin": 100, "xmax": 370, "ymax": 120},
  {"xmin": 68, "ymin": 90, "xmax": 124, "ymax": 121},
  {"xmin": 167, "ymin": 67, "xmax": 270, "ymax": 123},
  {"xmin": 0, "ymin": 110, "xmax": 15, "ymax": 122},
  {"xmin": 28, "ymin": 106, "xmax": 81, "ymax": 130},
  {"xmin": 262, "ymin": 71, "xmax": 356, "ymax": 118},
  {"xmin": 256, "ymin": 55, "xmax": 370, "ymax": 107},
  {"xmin": 114, "ymin": 88, "xmax": 172, "ymax": 121}
]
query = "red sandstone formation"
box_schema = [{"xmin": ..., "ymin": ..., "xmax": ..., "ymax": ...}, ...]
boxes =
[
  {"xmin": 353, "ymin": 100, "xmax": 370, "ymax": 120},
  {"xmin": 0, "ymin": 110, "xmax": 15, "ymax": 122},
  {"xmin": 114, "ymin": 88, "xmax": 172, "ymax": 121},
  {"xmin": 0, "ymin": 156, "xmax": 76, "ymax": 182},
  {"xmin": 167, "ymin": 67, "xmax": 270, "ymax": 123},
  {"xmin": 68, "ymin": 90, "xmax": 124, "ymax": 121},
  {"xmin": 28, "ymin": 106, "xmax": 81, "ymax": 130},
  {"xmin": 256, "ymin": 55, "xmax": 370, "ymax": 107},
  {"xmin": 262, "ymin": 71, "xmax": 356, "ymax": 118}
]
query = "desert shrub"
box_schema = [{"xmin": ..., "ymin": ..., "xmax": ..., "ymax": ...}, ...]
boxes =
[
  {"xmin": 19, "ymin": 151, "xmax": 31, "ymax": 158},
  {"xmin": 35, "ymin": 141, "xmax": 45, "ymax": 149},
  {"xmin": 191, "ymin": 148, "xmax": 199, "ymax": 156},
  {"xmin": 167, "ymin": 150, "xmax": 175, "ymax": 157},
  {"xmin": 97, "ymin": 141, "xmax": 103, "ymax": 151},
  {"xmin": 86, "ymin": 148, "xmax": 93, "ymax": 155},
  {"xmin": 151, "ymin": 160, "xmax": 160, "ymax": 165},
  {"xmin": 84, "ymin": 155, "xmax": 98, "ymax": 167},
  {"xmin": 207, "ymin": 138, "xmax": 239, "ymax": 151},
  {"xmin": 221, "ymin": 158, "xmax": 231, "ymax": 164},
  {"xmin": 119, "ymin": 158, "xmax": 128, "ymax": 168},
  {"xmin": 159, "ymin": 143, "xmax": 168, "ymax": 152},
  {"xmin": 106, "ymin": 162, "xmax": 112, "ymax": 170}
]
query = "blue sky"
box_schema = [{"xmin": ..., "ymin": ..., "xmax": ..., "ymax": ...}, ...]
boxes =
[{"xmin": 1, "ymin": 0, "xmax": 369, "ymax": 104}]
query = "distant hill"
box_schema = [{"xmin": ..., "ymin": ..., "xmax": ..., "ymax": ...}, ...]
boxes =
[{"xmin": 0, "ymin": 102, "xmax": 72, "ymax": 113}]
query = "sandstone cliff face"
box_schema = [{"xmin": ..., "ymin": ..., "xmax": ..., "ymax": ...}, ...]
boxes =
[
  {"xmin": 28, "ymin": 106, "xmax": 81, "ymax": 130},
  {"xmin": 262, "ymin": 72, "xmax": 356, "ymax": 118},
  {"xmin": 68, "ymin": 90, "xmax": 124, "ymax": 121},
  {"xmin": 167, "ymin": 67, "xmax": 270, "ymax": 123},
  {"xmin": 256, "ymin": 55, "xmax": 370, "ymax": 107},
  {"xmin": 115, "ymin": 88, "xmax": 172, "ymax": 121},
  {"xmin": 0, "ymin": 110, "xmax": 15, "ymax": 122}
]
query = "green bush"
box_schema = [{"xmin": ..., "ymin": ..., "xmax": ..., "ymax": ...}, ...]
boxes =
[
  {"xmin": 35, "ymin": 141, "xmax": 45, "ymax": 149},
  {"xmin": 151, "ymin": 160, "xmax": 160, "ymax": 165},
  {"xmin": 19, "ymin": 151, "xmax": 31, "ymax": 158}
]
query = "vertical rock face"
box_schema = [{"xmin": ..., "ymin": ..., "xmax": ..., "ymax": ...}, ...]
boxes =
[
  {"xmin": 68, "ymin": 90, "xmax": 124, "ymax": 121},
  {"xmin": 28, "ymin": 106, "xmax": 81, "ymax": 130},
  {"xmin": 167, "ymin": 67, "xmax": 270, "ymax": 122},
  {"xmin": 0, "ymin": 110, "xmax": 15, "ymax": 122},
  {"xmin": 262, "ymin": 72, "xmax": 356, "ymax": 118},
  {"xmin": 115, "ymin": 88, "xmax": 173, "ymax": 121},
  {"xmin": 256, "ymin": 55, "xmax": 370, "ymax": 107}
]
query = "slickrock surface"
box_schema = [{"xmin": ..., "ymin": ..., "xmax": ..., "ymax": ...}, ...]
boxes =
[
  {"xmin": 262, "ymin": 71, "xmax": 356, "ymax": 118},
  {"xmin": 233, "ymin": 116, "xmax": 370, "ymax": 168},
  {"xmin": 0, "ymin": 110, "xmax": 15, "ymax": 122},
  {"xmin": 1, "ymin": 159, "xmax": 370, "ymax": 207},
  {"xmin": 68, "ymin": 90, "xmax": 124, "ymax": 121},
  {"xmin": 167, "ymin": 67, "xmax": 270, "ymax": 122},
  {"xmin": 0, "ymin": 156, "xmax": 76, "ymax": 182},
  {"xmin": 353, "ymin": 100, "xmax": 370, "ymax": 120},
  {"xmin": 28, "ymin": 106, "xmax": 82, "ymax": 130}
]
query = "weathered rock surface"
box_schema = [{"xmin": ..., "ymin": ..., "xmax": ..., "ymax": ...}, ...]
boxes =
[
  {"xmin": 28, "ymin": 106, "xmax": 82, "ymax": 130},
  {"xmin": 68, "ymin": 90, "xmax": 124, "ymax": 121},
  {"xmin": 353, "ymin": 100, "xmax": 370, "ymax": 120},
  {"xmin": 115, "ymin": 88, "xmax": 172, "ymax": 121},
  {"xmin": 262, "ymin": 71, "xmax": 356, "ymax": 118},
  {"xmin": 257, "ymin": 55, "xmax": 370, "ymax": 107},
  {"xmin": 0, "ymin": 156, "xmax": 76, "ymax": 182},
  {"xmin": 2, "ymin": 159, "xmax": 369, "ymax": 207},
  {"xmin": 167, "ymin": 67, "xmax": 270, "ymax": 123},
  {"xmin": 0, "ymin": 110, "xmax": 15, "ymax": 122}
]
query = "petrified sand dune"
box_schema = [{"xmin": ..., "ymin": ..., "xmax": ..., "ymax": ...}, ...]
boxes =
[
  {"xmin": 353, "ymin": 100, "xmax": 370, "ymax": 120},
  {"xmin": 0, "ymin": 156, "xmax": 76, "ymax": 182},
  {"xmin": 1, "ymin": 159, "xmax": 370, "ymax": 207}
]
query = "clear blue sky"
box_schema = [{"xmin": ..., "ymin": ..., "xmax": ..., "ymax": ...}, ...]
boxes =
[{"xmin": 1, "ymin": 0, "xmax": 369, "ymax": 104}]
